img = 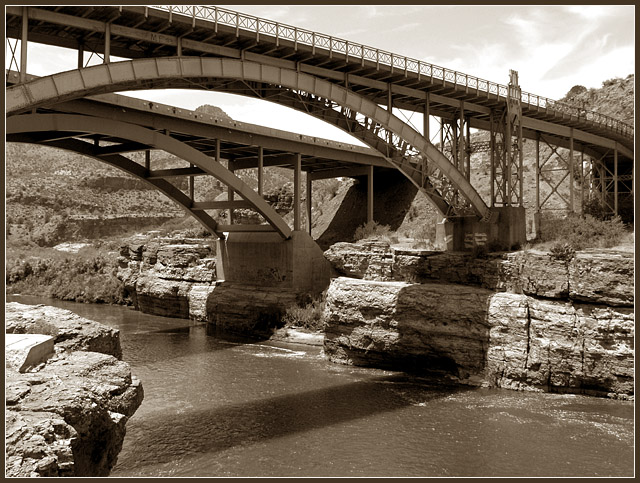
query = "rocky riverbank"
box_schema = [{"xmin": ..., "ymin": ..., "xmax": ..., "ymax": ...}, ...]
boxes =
[
  {"xmin": 117, "ymin": 233, "xmax": 328, "ymax": 339},
  {"xmin": 322, "ymin": 240, "xmax": 634, "ymax": 399},
  {"xmin": 116, "ymin": 234, "xmax": 633, "ymax": 398},
  {"xmin": 118, "ymin": 233, "xmax": 217, "ymax": 320},
  {"xmin": 5, "ymin": 303, "xmax": 144, "ymax": 477}
]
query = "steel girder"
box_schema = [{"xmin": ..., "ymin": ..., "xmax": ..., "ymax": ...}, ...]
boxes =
[
  {"xmin": 490, "ymin": 70, "xmax": 524, "ymax": 208},
  {"xmin": 6, "ymin": 113, "xmax": 293, "ymax": 239},
  {"xmin": 234, "ymin": 86, "xmax": 458, "ymax": 217},
  {"xmin": 6, "ymin": 57, "xmax": 494, "ymax": 222}
]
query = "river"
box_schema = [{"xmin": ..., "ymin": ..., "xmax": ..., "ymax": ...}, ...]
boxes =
[{"xmin": 8, "ymin": 295, "xmax": 635, "ymax": 478}]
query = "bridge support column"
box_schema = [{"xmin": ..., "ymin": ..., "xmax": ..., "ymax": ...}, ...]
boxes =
[
  {"xmin": 257, "ymin": 146, "xmax": 264, "ymax": 196},
  {"xmin": 306, "ymin": 174, "xmax": 312, "ymax": 235},
  {"xmin": 294, "ymin": 153, "xmax": 301, "ymax": 231},
  {"xmin": 227, "ymin": 160, "xmax": 235, "ymax": 224},
  {"xmin": 20, "ymin": 7, "xmax": 28, "ymax": 83},
  {"xmin": 435, "ymin": 206, "xmax": 526, "ymax": 252},
  {"xmin": 614, "ymin": 146, "xmax": 618, "ymax": 215},
  {"xmin": 367, "ymin": 165, "xmax": 374, "ymax": 223},
  {"xmin": 77, "ymin": 42, "xmax": 84, "ymax": 69},
  {"xmin": 104, "ymin": 21, "xmax": 111, "ymax": 63}
]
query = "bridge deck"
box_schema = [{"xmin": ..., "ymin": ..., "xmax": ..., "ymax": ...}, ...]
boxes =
[{"xmin": 5, "ymin": 5, "xmax": 633, "ymax": 154}]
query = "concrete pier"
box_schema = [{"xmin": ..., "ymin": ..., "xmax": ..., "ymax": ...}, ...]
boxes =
[
  {"xmin": 216, "ymin": 230, "xmax": 332, "ymax": 295},
  {"xmin": 436, "ymin": 206, "xmax": 527, "ymax": 251}
]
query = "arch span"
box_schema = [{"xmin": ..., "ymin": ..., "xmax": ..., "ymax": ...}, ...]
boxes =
[
  {"xmin": 6, "ymin": 57, "xmax": 492, "ymax": 220},
  {"xmin": 6, "ymin": 113, "xmax": 293, "ymax": 239}
]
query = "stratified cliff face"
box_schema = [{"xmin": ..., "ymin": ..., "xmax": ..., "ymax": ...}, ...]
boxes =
[
  {"xmin": 118, "ymin": 234, "xmax": 216, "ymax": 320},
  {"xmin": 323, "ymin": 241, "xmax": 634, "ymax": 398},
  {"xmin": 323, "ymin": 240, "xmax": 634, "ymax": 306},
  {"xmin": 5, "ymin": 303, "xmax": 144, "ymax": 477}
]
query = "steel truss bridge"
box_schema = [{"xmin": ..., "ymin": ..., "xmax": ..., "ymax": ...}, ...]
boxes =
[{"xmin": 5, "ymin": 5, "xmax": 634, "ymax": 240}]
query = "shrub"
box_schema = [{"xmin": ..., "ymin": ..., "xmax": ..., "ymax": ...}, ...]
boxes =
[
  {"xmin": 538, "ymin": 213, "xmax": 628, "ymax": 251},
  {"xmin": 549, "ymin": 242, "xmax": 576, "ymax": 262},
  {"xmin": 353, "ymin": 221, "xmax": 391, "ymax": 242},
  {"xmin": 470, "ymin": 244, "xmax": 489, "ymax": 259},
  {"xmin": 582, "ymin": 197, "xmax": 609, "ymax": 220},
  {"xmin": 410, "ymin": 223, "xmax": 435, "ymax": 244},
  {"xmin": 281, "ymin": 296, "xmax": 325, "ymax": 332}
]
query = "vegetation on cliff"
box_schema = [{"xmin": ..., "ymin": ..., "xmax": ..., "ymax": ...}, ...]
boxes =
[{"xmin": 537, "ymin": 213, "xmax": 629, "ymax": 251}]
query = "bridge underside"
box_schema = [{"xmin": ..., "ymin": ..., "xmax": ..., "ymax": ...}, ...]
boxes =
[{"xmin": 5, "ymin": 5, "xmax": 633, "ymax": 248}]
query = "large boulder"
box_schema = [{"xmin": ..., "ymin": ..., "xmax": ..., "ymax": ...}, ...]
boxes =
[
  {"xmin": 5, "ymin": 303, "xmax": 122, "ymax": 359},
  {"xmin": 323, "ymin": 277, "xmax": 494, "ymax": 379},
  {"xmin": 323, "ymin": 239, "xmax": 393, "ymax": 280},
  {"xmin": 206, "ymin": 282, "xmax": 301, "ymax": 337},
  {"xmin": 117, "ymin": 235, "xmax": 216, "ymax": 320},
  {"xmin": 5, "ymin": 303, "xmax": 143, "ymax": 477}
]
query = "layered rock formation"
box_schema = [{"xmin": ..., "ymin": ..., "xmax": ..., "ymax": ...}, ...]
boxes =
[
  {"xmin": 324, "ymin": 240, "xmax": 634, "ymax": 306},
  {"xmin": 5, "ymin": 303, "xmax": 143, "ymax": 477},
  {"xmin": 323, "ymin": 240, "xmax": 634, "ymax": 398},
  {"xmin": 486, "ymin": 293, "xmax": 633, "ymax": 396},
  {"xmin": 118, "ymin": 234, "xmax": 216, "ymax": 320},
  {"xmin": 207, "ymin": 283, "xmax": 302, "ymax": 338},
  {"xmin": 324, "ymin": 278, "xmax": 493, "ymax": 379}
]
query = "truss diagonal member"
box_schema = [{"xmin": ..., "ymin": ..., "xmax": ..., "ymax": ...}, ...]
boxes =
[
  {"xmin": 6, "ymin": 113, "xmax": 292, "ymax": 239},
  {"xmin": 6, "ymin": 57, "xmax": 492, "ymax": 221}
]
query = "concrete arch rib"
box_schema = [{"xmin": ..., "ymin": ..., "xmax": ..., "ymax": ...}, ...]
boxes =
[
  {"xmin": 6, "ymin": 113, "xmax": 292, "ymax": 239},
  {"xmin": 6, "ymin": 57, "xmax": 491, "ymax": 220}
]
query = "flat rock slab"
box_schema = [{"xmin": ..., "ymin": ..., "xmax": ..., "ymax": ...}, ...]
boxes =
[
  {"xmin": 6, "ymin": 303, "xmax": 122, "ymax": 359},
  {"xmin": 6, "ymin": 333, "xmax": 55, "ymax": 372}
]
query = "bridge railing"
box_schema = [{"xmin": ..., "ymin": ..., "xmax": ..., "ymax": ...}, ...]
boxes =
[{"xmin": 149, "ymin": 5, "xmax": 633, "ymax": 140}]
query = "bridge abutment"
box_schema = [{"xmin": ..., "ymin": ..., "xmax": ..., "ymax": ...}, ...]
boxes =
[
  {"xmin": 436, "ymin": 206, "xmax": 526, "ymax": 251},
  {"xmin": 216, "ymin": 230, "xmax": 331, "ymax": 295},
  {"xmin": 209, "ymin": 231, "xmax": 332, "ymax": 337}
]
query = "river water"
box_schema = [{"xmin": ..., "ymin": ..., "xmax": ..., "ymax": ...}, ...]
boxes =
[{"xmin": 8, "ymin": 295, "xmax": 635, "ymax": 478}]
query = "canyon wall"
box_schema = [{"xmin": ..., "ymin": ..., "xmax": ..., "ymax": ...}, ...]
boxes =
[{"xmin": 323, "ymin": 240, "xmax": 634, "ymax": 398}]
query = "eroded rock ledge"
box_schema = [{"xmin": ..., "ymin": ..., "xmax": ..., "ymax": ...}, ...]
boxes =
[
  {"xmin": 5, "ymin": 303, "xmax": 144, "ymax": 477},
  {"xmin": 118, "ymin": 233, "xmax": 216, "ymax": 320},
  {"xmin": 323, "ymin": 240, "xmax": 634, "ymax": 399}
]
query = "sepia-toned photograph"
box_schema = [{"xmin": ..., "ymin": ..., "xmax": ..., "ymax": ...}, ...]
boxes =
[{"xmin": 5, "ymin": 4, "xmax": 634, "ymax": 478}]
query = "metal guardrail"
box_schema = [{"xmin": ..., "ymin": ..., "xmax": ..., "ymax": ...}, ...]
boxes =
[{"xmin": 148, "ymin": 5, "xmax": 633, "ymax": 139}]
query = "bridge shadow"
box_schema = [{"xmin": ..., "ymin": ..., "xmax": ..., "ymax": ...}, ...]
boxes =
[
  {"xmin": 116, "ymin": 372, "xmax": 470, "ymax": 473},
  {"xmin": 316, "ymin": 170, "xmax": 419, "ymax": 250}
]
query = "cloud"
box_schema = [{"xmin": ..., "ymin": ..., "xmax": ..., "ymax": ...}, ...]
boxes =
[
  {"xmin": 358, "ymin": 5, "xmax": 379, "ymax": 19},
  {"xmin": 564, "ymin": 5, "xmax": 615, "ymax": 19}
]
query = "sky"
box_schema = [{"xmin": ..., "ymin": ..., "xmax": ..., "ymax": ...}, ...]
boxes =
[{"xmin": 9, "ymin": 4, "xmax": 635, "ymax": 145}]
